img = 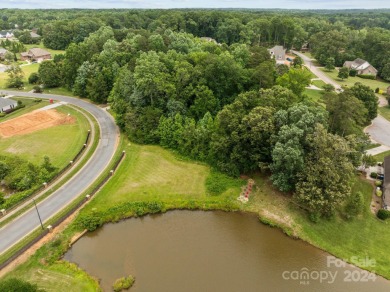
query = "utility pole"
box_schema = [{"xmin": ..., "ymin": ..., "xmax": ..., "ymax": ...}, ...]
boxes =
[{"xmin": 33, "ymin": 199, "xmax": 44, "ymax": 230}]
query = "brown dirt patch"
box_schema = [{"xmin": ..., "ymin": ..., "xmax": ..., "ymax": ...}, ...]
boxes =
[{"xmin": 0, "ymin": 109, "xmax": 75, "ymax": 138}]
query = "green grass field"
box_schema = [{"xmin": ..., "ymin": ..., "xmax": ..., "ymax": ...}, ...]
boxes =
[
  {"xmin": 0, "ymin": 105, "xmax": 90, "ymax": 168},
  {"xmin": 304, "ymin": 88, "xmax": 324, "ymax": 103},
  {"xmin": 374, "ymin": 150, "xmax": 390, "ymax": 162},
  {"xmin": 311, "ymin": 79, "xmax": 326, "ymax": 88},
  {"xmin": 321, "ymin": 68, "xmax": 390, "ymax": 91},
  {"xmin": 82, "ymin": 142, "xmax": 241, "ymax": 213},
  {"xmin": 0, "ymin": 63, "xmax": 39, "ymax": 90}
]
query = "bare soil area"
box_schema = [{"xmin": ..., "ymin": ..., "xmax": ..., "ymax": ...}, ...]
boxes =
[{"xmin": 0, "ymin": 109, "xmax": 75, "ymax": 138}]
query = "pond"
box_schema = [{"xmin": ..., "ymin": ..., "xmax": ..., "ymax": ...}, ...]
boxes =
[{"xmin": 64, "ymin": 211, "xmax": 390, "ymax": 291}]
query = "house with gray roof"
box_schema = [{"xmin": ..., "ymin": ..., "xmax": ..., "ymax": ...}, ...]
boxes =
[
  {"xmin": 30, "ymin": 32, "xmax": 41, "ymax": 39},
  {"xmin": 343, "ymin": 58, "xmax": 377, "ymax": 77},
  {"xmin": 268, "ymin": 45, "xmax": 286, "ymax": 64},
  {"xmin": 0, "ymin": 31, "xmax": 14, "ymax": 39},
  {"xmin": 0, "ymin": 97, "xmax": 17, "ymax": 113}
]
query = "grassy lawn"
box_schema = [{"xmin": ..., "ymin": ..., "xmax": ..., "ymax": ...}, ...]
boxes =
[
  {"xmin": 82, "ymin": 142, "xmax": 241, "ymax": 213},
  {"xmin": 379, "ymin": 106, "xmax": 390, "ymax": 122},
  {"xmin": 44, "ymin": 87, "xmax": 74, "ymax": 97},
  {"xmin": 304, "ymin": 66, "xmax": 317, "ymax": 79},
  {"xmin": 0, "ymin": 105, "xmax": 90, "ymax": 168},
  {"xmin": 374, "ymin": 150, "xmax": 390, "ymax": 162},
  {"xmin": 321, "ymin": 68, "xmax": 390, "ymax": 92},
  {"xmin": 0, "ymin": 63, "xmax": 39, "ymax": 90},
  {"xmin": 311, "ymin": 79, "xmax": 326, "ymax": 88},
  {"xmin": 304, "ymin": 88, "xmax": 324, "ymax": 103}
]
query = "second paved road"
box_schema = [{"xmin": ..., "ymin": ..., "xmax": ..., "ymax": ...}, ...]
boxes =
[{"xmin": 0, "ymin": 91, "xmax": 119, "ymax": 255}]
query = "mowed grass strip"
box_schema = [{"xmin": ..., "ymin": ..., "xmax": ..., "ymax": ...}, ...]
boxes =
[{"xmin": 0, "ymin": 105, "xmax": 90, "ymax": 168}]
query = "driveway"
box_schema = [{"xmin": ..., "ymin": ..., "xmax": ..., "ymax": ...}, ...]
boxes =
[
  {"xmin": 0, "ymin": 90, "xmax": 119, "ymax": 255},
  {"xmin": 365, "ymin": 115, "xmax": 390, "ymax": 147}
]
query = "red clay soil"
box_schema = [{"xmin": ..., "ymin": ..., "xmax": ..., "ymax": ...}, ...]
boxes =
[{"xmin": 0, "ymin": 109, "xmax": 75, "ymax": 138}]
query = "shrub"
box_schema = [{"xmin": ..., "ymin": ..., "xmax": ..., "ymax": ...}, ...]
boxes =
[
  {"xmin": 344, "ymin": 192, "xmax": 364, "ymax": 220},
  {"xmin": 376, "ymin": 189, "xmax": 382, "ymax": 197},
  {"xmin": 375, "ymin": 180, "xmax": 382, "ymax": 186},
  {"xmin": 0, "ymin": 192, "xmax": 4, "ymax": 205},
  {"xmin": 375, "ymin": 87, "xmax": 380, "ymax": 93},
  {"xmin": 205, "ymin": 171, "xmax": 243, "ymax": 196},
  {"xmin": 349, "ymin": 69, "xmax": 357, "ymax": 77},
  {"xmin": 0, "ymin": 278, "xmax": 41, "ymax": 292},
  {"xmin": 34, "ymin": 98, "xmax": 42, "ymax": 102},
  {"xmin": 77, "ymin": 213, "xmax": 103, "ymax": 231},
  {"xmin": 0, "ymin": 112, "xmax": 5, "ymax": 117},
  {"xmin": 309, "ymin": 212, "xmax": 320, "ymax": 223},
  {"xmin": 33, "ymin": 85, "xmax": 43, "ymax": 93},
  {"xmin": 28, "ymin": 72, "xmax": 40, "ymax": 84},
  {"xmin": 377, "ymin": 209, "xmax": 390, "ymax": 220},
  {"xmin": 370, "ymin": 172, "xmax": 378, "ymax": 179},
  {"xmin": 323, "ymin": 84, "xmax": 335, "ymax": 92},
  {"xmin": 113, "ymin": 276, "xmax": 135, "ymax": 292},
  {"xmin": 357, "ymin": 74, "xmax": 376, "ymax": 80}
]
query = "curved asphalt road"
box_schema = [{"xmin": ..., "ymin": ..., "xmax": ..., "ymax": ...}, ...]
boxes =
[{"xmin": 0, "ymin": 91, "xmax": 119, "ymax": 255}]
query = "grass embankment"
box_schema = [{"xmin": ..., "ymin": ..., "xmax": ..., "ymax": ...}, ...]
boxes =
[
  {"xmin": 4, "ymin": 140, "xmax": 390, "ymax": 290},
  {"xmin": 321, "ymin": 68, "xmax": 390, "ymax": 91},
  {"xmin": 374, "ymin": 150, "xmax": 390, "ymax": 163},
  {"xmin": 311, "ymin": 79, "xmax": 326, "ymax": 88},
  {"xmin": 0, "ymin": 105, "xmax": 89, "ymax": 169},
  {"xmin": 304, "ymin": 88, "xmax": 324, "ymax": 103}
]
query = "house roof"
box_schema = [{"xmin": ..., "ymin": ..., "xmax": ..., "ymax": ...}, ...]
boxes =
[
  {"xmin": 20, "ymin": 52, "xmax": 29, "ymax": 57},
  {"xmin": 30, "ymin": 32, "xmax": 40, "ymax": 38},
  {"xmin": 344, "ymin": 58, "xmax": 377, "ymax": 73},
  {"xmin": 0, "ymin": 97, "xmax": 17, "ymax": 108},
  {"xmin": 28, "ymin": 48, "xmax": 51, "ymax": 58},
  {"xmin": 268, "ymin": 45, "xmax": 286, "ymax": 56}
]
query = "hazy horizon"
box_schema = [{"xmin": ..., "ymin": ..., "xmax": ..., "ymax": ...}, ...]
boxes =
[{"xmin": 1, "ymin": 0, "xmax": 389, "ymax": 10}]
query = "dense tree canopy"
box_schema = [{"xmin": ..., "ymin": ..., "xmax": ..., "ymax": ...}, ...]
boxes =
[{"xmin": 1, "ymin": 8, "xmax": 382, "ymax": 220}]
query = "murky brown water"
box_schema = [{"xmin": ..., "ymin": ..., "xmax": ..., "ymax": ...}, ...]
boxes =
[{"xmin": 64, "ymin": 211, "xmax": 390, "ymax": 292}]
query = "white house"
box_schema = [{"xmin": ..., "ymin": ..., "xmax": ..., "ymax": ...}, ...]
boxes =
[{"xmin": 0, "ymin": 97, "xmax": 17, "ymax": 113}]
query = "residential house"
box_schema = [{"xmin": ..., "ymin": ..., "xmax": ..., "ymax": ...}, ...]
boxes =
[
  {"xmin": 20, "ymin": 48, "xmax": 51, "ymax": 62},
  {"xmin": 0, "ymin": 31, "xmax": 14, "ymax": 39},
  {"xmin": 30, "ymin": 32, "xmax": 41, "ymax": 39},
  {"xmin": 343, "ymin": 58, "xmax": 378, "ymax": 77},
  {"xmin": 0, "ymin": 48, "xmax": 9, "ymax": 60},
  {"xmin": 200, "ymin": 37, "xmax": 217, "ymax": 44},
  {"xmin": 268, "ymin": 45, "xmax": 286, "ymax": 64},
  {"xmin": 0, "ymin": 97, "xmax": 17, "ymax": 113}
]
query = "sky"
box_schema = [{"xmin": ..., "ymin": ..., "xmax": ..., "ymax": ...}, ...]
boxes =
[{"xmin": 1, "ymin": 0, "xmax": 389, "ymax": 9}]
